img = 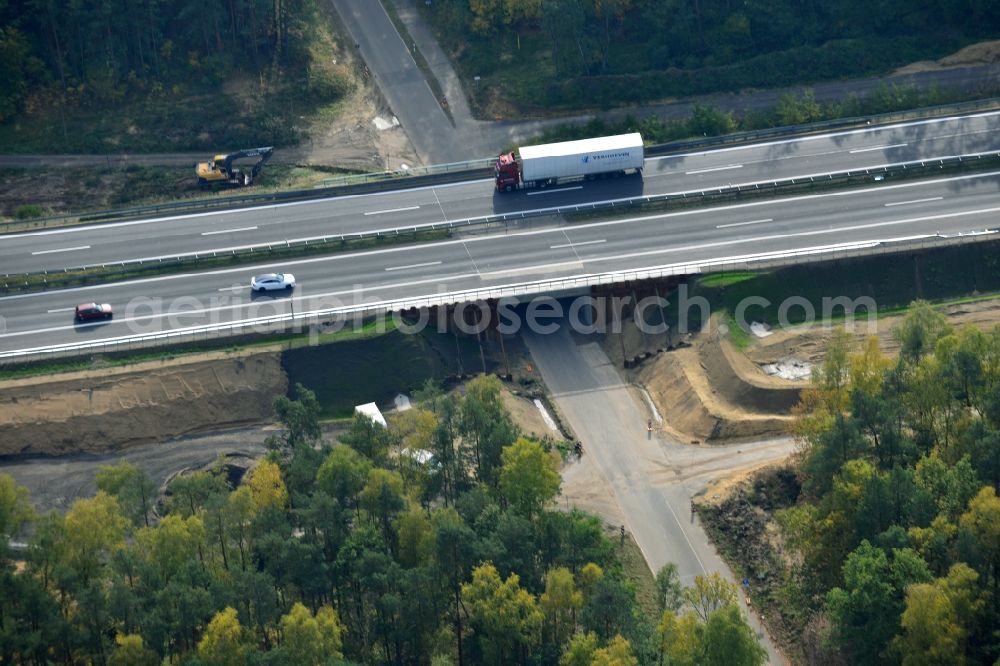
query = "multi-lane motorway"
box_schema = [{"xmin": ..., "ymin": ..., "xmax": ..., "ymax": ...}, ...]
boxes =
[
  {"xmin": 2, "ymin": 112, "xmax": 1000, "ymax": 357},
  {"xmin": 1, "ymin": 165, "xmax": 998, "ymax": 357},
  {"xmin": 4, "ymin": 112, "xmax": 999, "ymax": 275}
]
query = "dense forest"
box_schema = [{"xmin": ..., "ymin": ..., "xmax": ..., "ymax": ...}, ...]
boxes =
[
  {"xmin": 717, "ymin": 307, "xmax": 1000, "ymax": 664},
  {"xmin": 425, "ymin": 0, "xmax": 1000, "ymax": 108},
  {"xmin": 0, "ymin": 0, "xmax": 351, "ymax": 150},
  {"xmin": 0, "ymin": 375, "xmax": 765, "ymax": 665}
]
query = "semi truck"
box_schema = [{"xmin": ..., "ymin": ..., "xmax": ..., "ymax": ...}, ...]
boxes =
[{"xmin": 494, "ymin": 133, "xmax": 644, "ymax": 192}]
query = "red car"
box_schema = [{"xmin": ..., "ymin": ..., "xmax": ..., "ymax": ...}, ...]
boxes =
[{"xmin": 75, "ymin": 302, "xmax": 113, "ymax": 322}]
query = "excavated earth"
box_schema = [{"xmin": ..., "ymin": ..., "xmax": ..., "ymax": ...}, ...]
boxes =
[
  {"xmin": 0, "ymin": 351, "xmax": 286, "ymax": 456},
  {"xmin": 638, "ymin": 326, "xmax": 801, "ymax": 444}
]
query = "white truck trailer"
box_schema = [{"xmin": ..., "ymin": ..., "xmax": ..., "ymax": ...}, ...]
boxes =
[{"xmin": 494, "ymin": 133, "xmax": 644, "ymax": 192}]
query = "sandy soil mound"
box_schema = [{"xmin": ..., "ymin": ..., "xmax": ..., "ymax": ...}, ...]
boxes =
[
  {"xmin": 638, "ymin": 339, "xmax": 795, "ymax": 443},
  {"xmin": 0, "ymin": 352, "xmax": 286, "ymax": 456},
  {"xmin": 893, "ymin": 39, "xmax": 1000, "ymax": 74},
  {"xmin": 700, "ymin": 334, "xmax": 803, "ymax": 415}
]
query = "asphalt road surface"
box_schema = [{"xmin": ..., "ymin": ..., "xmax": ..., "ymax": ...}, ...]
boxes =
[
  {"xmin": 332, "ymin": 0, "xmax": 462, "ymax": 164},
  {"xmin": 524, "ymin": 325, "xmax": 793, "ymax": 664},
  {"xmin": 5, "ymin": 111, "xmax": 1000, "ymax": 275},
  {"xmin": 1, "ymin": 168, "xmax": 997, "ymax": 357}
]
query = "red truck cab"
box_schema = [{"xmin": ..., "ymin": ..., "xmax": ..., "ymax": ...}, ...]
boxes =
[{"xmin": 495, "ymin": 151, "xmax": 520, "ymax": 192}]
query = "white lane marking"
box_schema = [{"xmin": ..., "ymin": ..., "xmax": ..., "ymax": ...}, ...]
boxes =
[
  {"xmin": 364, "ymin": 205, "xmax": 420, "ymax": 216},
  {"xmin": 527, "ymin": 186, "xmax": 584, "ymax": 196},
  {"xmin": 550, "ymin": 239, "xmax": 606, "ymax": 249},
  {"xmin": 385, "ymin": 260, "xmax": 442, "ymax": 272},
  {"xmin": 716, "ymin": 218, "xmax": 773, "ymax": 229},
  {"xmin": 31, "ymin": 245, "xmax": 90, "ymax": 255},
  {"xmin": 685, "ymin": 164, "xmax": 743, "ymax": 175},
  {"xmin": 884, "ymin": 196, "xmax": 943, "ymax": 207},
  {"xmin": 849, "ymin": 143, "xmax": 908, "ymax": 153},
  {"xmin": 218, "ymin": 286, "xmax": 245, "ymax": 292},
  {"xmin": 2, "ymin": 170, "xmax": 997, "ymax": 305},
  {"xmin": 201, "ymin": 225, "xmax": 258, "ymax": 236},
  {"xmin": 46, "ymin": 307, "xmax": 76, "ymax": 313}
]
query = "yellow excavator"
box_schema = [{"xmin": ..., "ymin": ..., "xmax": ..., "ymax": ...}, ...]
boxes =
[{"xmin": 195, "ymin": 147, "xmax": 273, "ymax": 188}]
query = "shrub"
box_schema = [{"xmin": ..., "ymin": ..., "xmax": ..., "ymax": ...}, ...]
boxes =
[{"xmin": 14, "ymin": 204, "xmax": 44, "ymax": 219}]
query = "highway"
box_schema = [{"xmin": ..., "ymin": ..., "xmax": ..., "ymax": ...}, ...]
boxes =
[
  {"xmin": 3, "ymin": 111, "xmax": 1000, "ymax": 275},
  {"xmin": 1, "ymin": 169, "xmax": 997, "ymax": 357}
]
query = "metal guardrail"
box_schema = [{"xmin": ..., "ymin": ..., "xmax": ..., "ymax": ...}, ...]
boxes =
[
  {"xmin": 6, "ymin": 97, "xmax": 999, "ymax": 232},
  {"xmin": 5, "ymin": 149, "xmax": 999, "ymax": 287},
  {"xmin": 2, "ymin": 228, "xmax": 995, "ymax": 363}
]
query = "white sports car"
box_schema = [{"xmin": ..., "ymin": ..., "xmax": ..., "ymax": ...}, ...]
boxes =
[{"xmin": 250, "ymin": 273, "xmax": 296, "ymax": 292}]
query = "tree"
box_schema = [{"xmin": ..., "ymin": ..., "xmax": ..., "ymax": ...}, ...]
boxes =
[
  {"xmin": 915, "ymin": 453, "xmax": 980, "ymax": 521},
  {"xmin": 825, "ymin": 541, "xmax": 932, "ymax": 665},
  {"xmin": 687, "ymin": 104, "xmax": 736, "ymax": 137},
  {"xmin": 580, "ymin": 575, "xmax": 635, "ymax": 641},
  {"xmin": 245, "ymin": 459, "xmax": 289, "ymax": 513},
  {"xmin": 654, "ymin": 563, "xmax": 684, "ymax": 614},
  {"xmin": 775, "ymin": 89, "xmax": 822, "ymax": 125},
  {"xmin": 462, "ymin": 562, "xmax": 543, "ymax": 663},
  {"xmin": 360, "ymin": 468, "xmax": 407, "ymax": 549},
  {"xmin": 657, "ymin": 610, "xmax": 701, "ymax": 666},
  {"xmin": 197, "ymin": 607, "xmax": 251, "ymax": 666},
  {"xmin": 958, "ymin": 485, "xmax": 1000, "ymax": 584},
  {"xmin": 683, "ymin": 573, "xmax": 737, "ymax": 623},
  {"xmin": 0, "ymin": 474, "xmax": 32, "ymax": 551},
  {"xmin": 166, "ymin": 468, "xmax": 229, "ymax": 517},
  {"xmin": 432, "ymin": 507, "xmax": 481, "ymax": 664},
  {"xmin": 461, "ymin": 374, "xmax": 519, "ymax": 484},
  {"xmin": 559, "ymin": 630, "xmax": 598, "ymax": 666},
  {"xmin": 892, "ymin": 582, "xmax": 966, "ymax": 665},
  {"xmin": 540, "ymin": 567, "xmax": 583, "ymax": 645},
  {"xmin": 701, "ymin": 604, "xmax": 767, "ymax": 666},
  {"xmin": 396, "ymin": 507, "xmax": 433, "ymax": 568},
  {"xmin": 107, "ymin": 633, "xmax": 159, "ymax": 666},
  {"xmin": 278, "ymin": 602, "xmax": 345, "ymax": 664},
  {"xmin": 95, "ymin": 460, "xmax": 156, "ymax": 528},
  {"xmin": 591, "ymin": 634, "xmax": 639, "ymax": 666},
  {"xmin": 342, "ymin": 411, "xmax": 395, "ymax": 462},
  {"xmin": 269, "ymin": 383, "xmax": 322, "ymax": 453},
  {"xmin": 499, "ymin": 438, "xmax": 561, "ymax": 519},
  {"xmin": 62, "ymin": 491, "xmax": 129, "ymax": 584},
  {"xmin": 136, "ymin": 513, "xmax": 206, "ymax": 584},
  {"xmin": 317, "ymin": 444, "xmax": 372, "ymax": 513},
  {"xmin": 894, "ymin": 301, "xmax": 951, "ymax": 363}
]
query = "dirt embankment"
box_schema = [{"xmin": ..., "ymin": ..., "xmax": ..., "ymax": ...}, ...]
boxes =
[
  {"xmin": 638, "ymin": 325, "xmax": 801, "ymax": 444},
  {"xmin": 893, "ymin": 40, "xmax": 1000, "ymax": 74},
  {"xmin": 0, "ymin": 352, "xmax": 286, "ymax": 456}
]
